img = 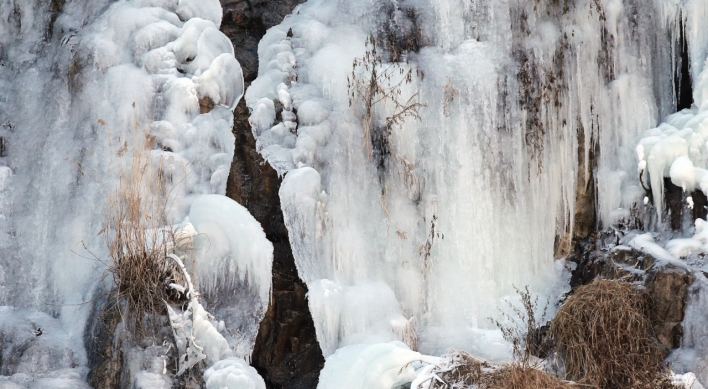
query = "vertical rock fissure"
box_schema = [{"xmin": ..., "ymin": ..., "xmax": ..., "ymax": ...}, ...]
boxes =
[
  {"xmin": 220, "ymin": 1, "xmax": 324, "ymax": 388},
  {"xmin": 676, "ymin": 16, "xmax": 693, "ymax": 112}
]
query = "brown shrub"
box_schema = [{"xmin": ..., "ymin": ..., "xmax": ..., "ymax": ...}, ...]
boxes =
[
  {"xmin": 491, "ymin": 285, "xmax": 550, "ymax": 366},
  {"xmin": 550, "ymin": 279, "xmax": 675, "ymax": 388}
]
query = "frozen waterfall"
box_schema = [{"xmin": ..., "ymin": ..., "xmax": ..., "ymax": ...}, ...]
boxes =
[
  {"xmin": 0, "ymin": 0, "xmax": 270, "ymax": 387},
  {"xmin": 2, "ymin": 0, "xmax": 708, "ymax": 387},
  {"xmin": 248, "ymin": 0, "xmax": 707, "ymax": 359}
]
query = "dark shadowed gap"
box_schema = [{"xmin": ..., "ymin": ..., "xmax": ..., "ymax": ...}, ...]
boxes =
[
  {"xmin": 676, "ymin": 17, "xmax": 693, "ymax": 111},
  {"xmin": 220, "ymin": 1, "xmax": 323, "ymax": 388}
]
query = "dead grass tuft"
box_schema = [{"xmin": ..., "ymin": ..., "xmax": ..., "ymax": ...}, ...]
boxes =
[
  {"xmin": 550, "ymin": 279, "xmax": 675, "ymax": 388},
  {"xmin": 491, "ymin": 285, "xmax": 550, "ymax": 366},
  {"xmin": 433, "ymin": 350, "xmax": 485, "ymax": 387},
  {"xmin": 483, "ymin": 364, "xmax": 576, "ymax": 389},
  {"xmin": 103, "ymin": 130, "xmax": 179, "ymax": 340},
  {"xmin": 431, "ymin": 350, "xmax": 574, "ymax": 389}
]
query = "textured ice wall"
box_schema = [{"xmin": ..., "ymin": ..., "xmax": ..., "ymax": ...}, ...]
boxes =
[
  {"xmin": 0, "ymin": 0, "xmax": 270, "ymax": 383},
  {"xmin": 247, "ymin": 0, "xmax": 705, "ymax": 358}
]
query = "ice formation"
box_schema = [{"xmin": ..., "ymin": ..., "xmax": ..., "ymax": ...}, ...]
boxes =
[
  {"xmin": 0, "ymin": 0, "xmax": 269, "ymax": 387},
  {"xmin": 165, "ymin": 253, "xmax": 263, "ymax": 389},
  {"xmin": 241, "ymin": 0, "xmax": 708, "ymax": 386},
  {"xmin": 628, "ymin": 23, "xmax": 708, "ymax": 385},
  {"xmin": 3, "ymin": 0, "xmax": 708, "ymax": 386},
  {"xmin": 204, "ymin": 357, "xmax": 266, "ymax": 389},
  {"xmin": 247, "ymin": 0, "xmax": 698, "ymax": 359},
  {"xmin": 317, "ymin": 342, "xmax": 439, "ymax": 389},
  {"xmin": 189, "ymin": 194, "xmax": 273, "ymax": 303},
  {"xmin": 0, "ymin": 307, "xmax": 90, "ymax": 389}
]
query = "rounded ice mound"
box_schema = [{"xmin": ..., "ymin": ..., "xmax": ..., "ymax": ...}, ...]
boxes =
[
  {"xmin": 317, "ymin": 342, "xmax": 439, "ymax": 389},
  {"xmin": 204, "ymin": 357, "xmax": 265, "ymax": 389},
  {"xmin": 175, "ymin": 0, "xmax": 223, "ymax": 27},
  {"xmin": 188, "ymin": 194, "xmax": 273, "ymax": 301},
  {"xmin": 198, "ymin": 53, "xmax": 245, "ymax": 110}
]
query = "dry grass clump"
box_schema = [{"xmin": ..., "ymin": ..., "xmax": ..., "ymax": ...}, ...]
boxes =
[
  {"xmin": 491, "ymin": 285, "xmax": 550, "ymax": 366},
  {"xmin": 103, "ymin": 132, "xmax": 178, "ymax": 339},
  {"xmin": 433, "ymin": 350, "xmax": 485, "ymax": 387},
  {"xmin": 431, "ymin": 350, "xmax": 574, "ymax": 389},
  {"xmin": 483, "ymin": 364, "xmax": 576, "ymax": 389},
  {"xmin": 429, "ymin": 280, "xmax": 680, "ymax": 389},
  {"xmin": 550, "ymin": 279, "xmax": 673, "ymax": 388}
]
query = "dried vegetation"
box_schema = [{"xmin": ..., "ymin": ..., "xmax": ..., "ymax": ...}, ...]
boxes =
[
  {"xmin": 429, "ymin": 279, "xmax": 681, "ymax": 389},
  {"xmin": 482, "ymin": 365, "xmax": 576, "ymax": 389},
  {"xmin": 101, "ymin": 129, "xmax": 183, "ymax": 339},
  {"xmin": 347, "ymin": 34, "xmax": 424, "ymax": 179},
  {"xmin": 430, "ymin": 349, "xmax": 575, "ymax": 389},
  {"xmin": 551, "ymin": 279, "xmax": 676, "ymax": 389}
]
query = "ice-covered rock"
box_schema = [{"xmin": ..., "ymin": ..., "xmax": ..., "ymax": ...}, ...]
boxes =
[
  {"xmin": 204, "ymin": 357, "xmax": 266, "ymax": 389},
  {"xmin": 317, "ymin": 342, "xmax": 439, "ymax": 389},
  {"xmin": 0, "ymin": 307, "xmax": 90, "ymax": 389}
]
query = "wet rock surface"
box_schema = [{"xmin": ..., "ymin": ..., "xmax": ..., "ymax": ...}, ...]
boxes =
[
  {"xmin": 220, "ymin": 1, "xmax": 323, "ymax": 388},
  {"xmin": 224, "ymin": 98, "xmax": 323, "ymax": 389}
]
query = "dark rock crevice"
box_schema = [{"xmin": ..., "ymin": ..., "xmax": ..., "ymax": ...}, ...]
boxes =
[
  {"xmin": 225, "ymin": 98, "xmax": 323, "ymax": 389},
  {"xmin": 85, "ymin": 291, "xmax": 123, "ymax": 389},
  {"xmin": 676, "ymin": 17, "xmax": 693, "ymax": 112},
  {"xmin": 220, "ymin": 1, "xmax": 323, "ymax": 388}
]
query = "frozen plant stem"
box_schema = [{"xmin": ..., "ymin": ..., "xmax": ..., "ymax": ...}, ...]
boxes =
[{"xmin": 347, "ymin": 34, "xmax": 424, "ymax": 161}]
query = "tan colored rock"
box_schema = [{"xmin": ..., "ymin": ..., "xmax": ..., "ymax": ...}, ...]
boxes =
[
  {"xmin": 555, "ymin": 123, "xmax": 596, "ymax": 258},
  {"xmin": 199, "ymin": 96, "xmax": 215, "ymax": 114},
  {"xmin": 645, "ymin": 267, "xmax": 693, "ymax": 349}
]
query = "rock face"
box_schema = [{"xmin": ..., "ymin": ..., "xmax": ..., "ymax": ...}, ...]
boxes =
[
  {"xmin": 85, "ymin": 293, "xmax": 122, "ymax": 389},
  {"xmin": 220, "ymin": 0, "xmax": 307, "ymax": 84},
  {"xmin": 220, "ymin": 1, "xmax": 323, "ymax": 388},
  {"xmin": 646, "ymin": 268, "xmax": 693, "ymax": 349},
  {"xmin": 571, "ymin": 246, "xmax": 693, "ymax": 350},
  {"xmin": 225, "ymin": 98, "xmax": 323, "ymax": 389}
]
